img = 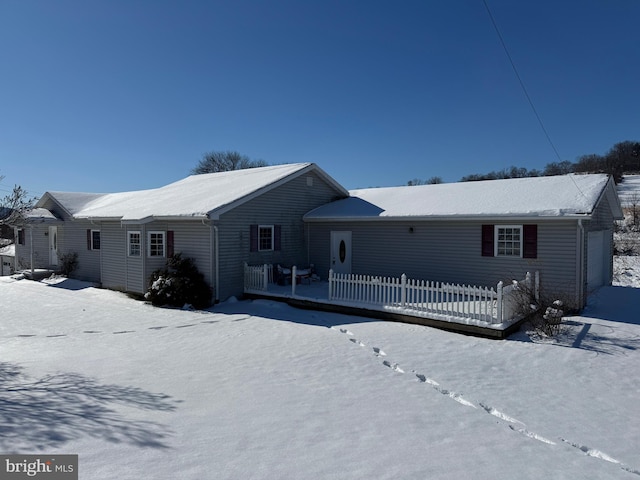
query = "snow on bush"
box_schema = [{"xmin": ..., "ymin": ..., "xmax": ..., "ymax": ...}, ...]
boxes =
[{"xmin": 145, "ymin": 254, "xmax": 212, "ymax": 309}]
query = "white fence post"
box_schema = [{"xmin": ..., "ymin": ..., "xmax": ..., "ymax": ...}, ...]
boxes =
[
  {"xmin": 328, "ymin": 269, "xmax": 334, "ymax": 300},
  {"xmin": 496, "ymin": 281, "xmax": 503, "ymax": 323},
  {"xmin": 292, "ymin": 265, "xmax": 297, "ymax": 296},
  {"xmin": 401, "ymin": 274, "xmax": 407, "ymax": 307},
  {"xmin": 263, "ymin": 264, "xmax": 269, "ymax": 291}
]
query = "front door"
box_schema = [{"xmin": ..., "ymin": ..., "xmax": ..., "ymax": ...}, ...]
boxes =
[
  {"xmin": 49, "ymin": 226, "xmax": 58, "ymax": 267},
  {"xmin": 330, "ymin": 231, "xmax": 352, "ymax": 275}
]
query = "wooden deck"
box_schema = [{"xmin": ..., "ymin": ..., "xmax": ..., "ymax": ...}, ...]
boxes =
[{"xmin": 244, "ymin": 281, "xmax": 527, "ymax": 340}]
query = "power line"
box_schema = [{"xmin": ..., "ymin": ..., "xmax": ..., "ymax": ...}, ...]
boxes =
[{"xmin": 482, "ymin": 0, "xmax": 563, "ymax": 162}]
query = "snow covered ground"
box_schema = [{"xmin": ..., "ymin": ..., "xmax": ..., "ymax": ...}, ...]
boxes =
[
  {"xmin": 618, "ymin": 175, "xmax": 640, "ymax": 206},
  {"xmin": 1, "ymin": 258, "xmax": 639, "ymax": 479}
]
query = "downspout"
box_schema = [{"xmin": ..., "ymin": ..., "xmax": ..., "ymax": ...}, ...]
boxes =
[
  {"xmin": 213, "ymin": 225, "xmax": 219, "ymax": 303},
  {"xmin": 29, "ymin": 225, "xmax": 34, "ymax": 277},
  {"xmin": 576, "ymin": 219, "xmax": 585, "ymax": 308},
  {"xmin": 122, "ymin": 221, "xmax": 128, "ymax": 292},
  {"xmin": 141, "ymin": 224, "xmax": 146, "ymax": 292},
  {"xmin": 306, "ymin": 222, "xmax": 310, "ymax": 266}
]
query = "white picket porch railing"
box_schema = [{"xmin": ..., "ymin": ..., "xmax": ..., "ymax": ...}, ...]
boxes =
[
  {"xmin": 244, "ymin": 263, "xmax": 273, "ymax": 292},
  {"xmin": 329, "ymin": 270, "xmax": 539, "ymax": 324},
  {"xmin": 244, "ymin": 262, "xmax": 539, "ymax": 325}
]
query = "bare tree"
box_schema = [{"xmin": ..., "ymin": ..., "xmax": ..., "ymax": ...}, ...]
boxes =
[
  {"xmin": 0, "ymin": 184, "xmax": 37, "ymax": 227},
  {"xmin": 543, "ymin": 160, "xmax": 574, "ymax": 176},
  {"xmin": 191, "ymin": 151, "xmax": 268, "ymax": 174},
  {"xmin": 407, "ymin": 176, "xmax": 443, "ymax": 186}
]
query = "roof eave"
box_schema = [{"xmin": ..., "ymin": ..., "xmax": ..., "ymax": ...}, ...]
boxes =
[
  {"xmin": 304, "ymin": 213, "xmax": 594, "ymax": 223},
  {"xmin": 120, "ymin": 215, "xmax": 210, "ymax": 225}
]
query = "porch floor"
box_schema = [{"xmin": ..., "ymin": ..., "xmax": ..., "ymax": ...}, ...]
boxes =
[{"xmin": 245, "ymin": 280, "xmax": 526, "ymax": 340}]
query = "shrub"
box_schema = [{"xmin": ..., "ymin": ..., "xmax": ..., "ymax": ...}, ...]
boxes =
[
  {"xmin": 145, "ymin": 254, "xmax": 212, "ymax": 309},
  {"xmin": 59, "ymin": 252, "xmax": 78, "ymax": 276},
  {"xmin": 536, "ymin": 300, "xmax": 564, "ymax": 337},
  {"xmin": 525, "ymin": 293, "xmax": 574, "ymax": 338}
]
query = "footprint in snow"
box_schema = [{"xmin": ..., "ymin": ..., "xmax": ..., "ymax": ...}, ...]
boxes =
[
  {"xmin": 340, "ymin": 328, "xmax": 354, "ymax": 336},
  {"xmin": 433, "ymin": 386, "xmax": 475, "ymax": 408},
  {"xmin": 83, "ymin": 330, "xmax": 101, "ymax": 334},
  {"xmin": 373, "ymin": 347, "xmax": 386, "ymax": 356},
  {"xmin": 175, "ymin": 324, "xmax": 196, "ymax": 328},
  {"xmin": 560, "ymin": 439, "xmax": 620, "ymax": 463},
  {"xmin": 480, "ymin": 403, "xmax": 523, "ymax": 425},
  {"xmin": 148, "ymin": 326, "xmax": 168, "ymax": 330},
  {"xmin": 446, "ymin": 392, "xmax": 475, "ymax": 408},
  {"xmin": 511, "ymin": 426, "xmax": 556, "ymax": 445},
  {"xmin": 414, "ymin": 372, "xmax": 439, "ymax": 386},
  {"xmin": 113, "ymin": 330, "xmax": 135, "ymax": 334},
  {"xmin": 383, "ymin": 360, "xmax": 404, "ymax": 373}
]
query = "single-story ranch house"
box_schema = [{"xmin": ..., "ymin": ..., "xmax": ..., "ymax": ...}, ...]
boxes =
[
  {"xmin": 304, "ymin": 173, "xmax": 623, "ymax": 309},
  {"xmin": 13, "ymin": 164, "xmax": 622, "ymax": 310},
  {"xmin": 14, "ymin": 163, "xmax": 348, "ymax": 302}
]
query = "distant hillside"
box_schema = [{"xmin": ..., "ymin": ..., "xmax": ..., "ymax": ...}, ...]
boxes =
[{"xmin": 618, "ymin": 175, "xmax": 640, "ymax": 206}]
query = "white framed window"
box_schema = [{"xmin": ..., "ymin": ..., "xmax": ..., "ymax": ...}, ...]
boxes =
[
  {"xmin": 91, "ymin": 230, "xmax": 101, "ymax": 250},
  {"xmin": 148, "ymin": 231, "xmax": 165, "ymax": 257},
  {"xmin": 495, "ymin": 225, "xmax": 522, "ymax": 257},
  {"xmin": 258, "ymin": 225, "xmax": 274, "ymax": 251},
  {"xmin": 128, "ymin": 231, "xmax": 141, "ymax": 257}
]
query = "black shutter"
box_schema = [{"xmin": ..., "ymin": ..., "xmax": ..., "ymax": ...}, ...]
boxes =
[
  {"xmin": 523, "ymin": 224, "xmax": 538, "ymax": 259},
  {"xmin": 250, "ymin": 225, "xmax": 258, "ymax": 252},
  {"xmin": 18, "ymin": 229, "xmax": 24, "ymax": 245},
  {"xmin": 167, "ymin": 231, "xmax": 174, "ymax": 257},
  {"xmin": 274, "ymin": 225, "xmax": 281, "ymax": 251},
  {"xmin": 481, "ymin": 225, "xmax": 494, "ymax": 257},
  {"xmin": 87, "ymin": 229, "xmax": 92, "ymax": 250}
]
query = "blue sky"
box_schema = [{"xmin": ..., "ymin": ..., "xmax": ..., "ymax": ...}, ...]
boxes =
[{"xmin": 1, "ymin": 0, "xmax": 639, "ymax": 198}]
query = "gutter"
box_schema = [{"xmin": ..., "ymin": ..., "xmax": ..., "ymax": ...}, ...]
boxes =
[{"xmin": 303, "ymin": 214, "xmax": 594, "ymax": 223}]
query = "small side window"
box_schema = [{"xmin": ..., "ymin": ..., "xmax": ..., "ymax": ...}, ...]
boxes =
[
  {"xmin": 91, "ymin": 230, "xmax": 101, "ymax": 250},
  {"xmin": 128, "ymin": 231, "xmax": 141, "ymax": 256},
  {"xmin": 258, "ymin": 225, "xmax": 274, "ymax": 251}
]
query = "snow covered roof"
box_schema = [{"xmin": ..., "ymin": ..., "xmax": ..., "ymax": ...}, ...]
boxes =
[
  {"xmin": 39, "ymin": 163, "xmax": 346, "ymax": 222},
  {"xmin": 0, "ymin": 243, "xmax": 15, "ymax": 256},
  {"xmin": 305, "ymin": 174, "xmax": 622, "ymax": 221},
  {"xmin": 24, "ymin": 208, "xmax": 60, "ymax": 220}
]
